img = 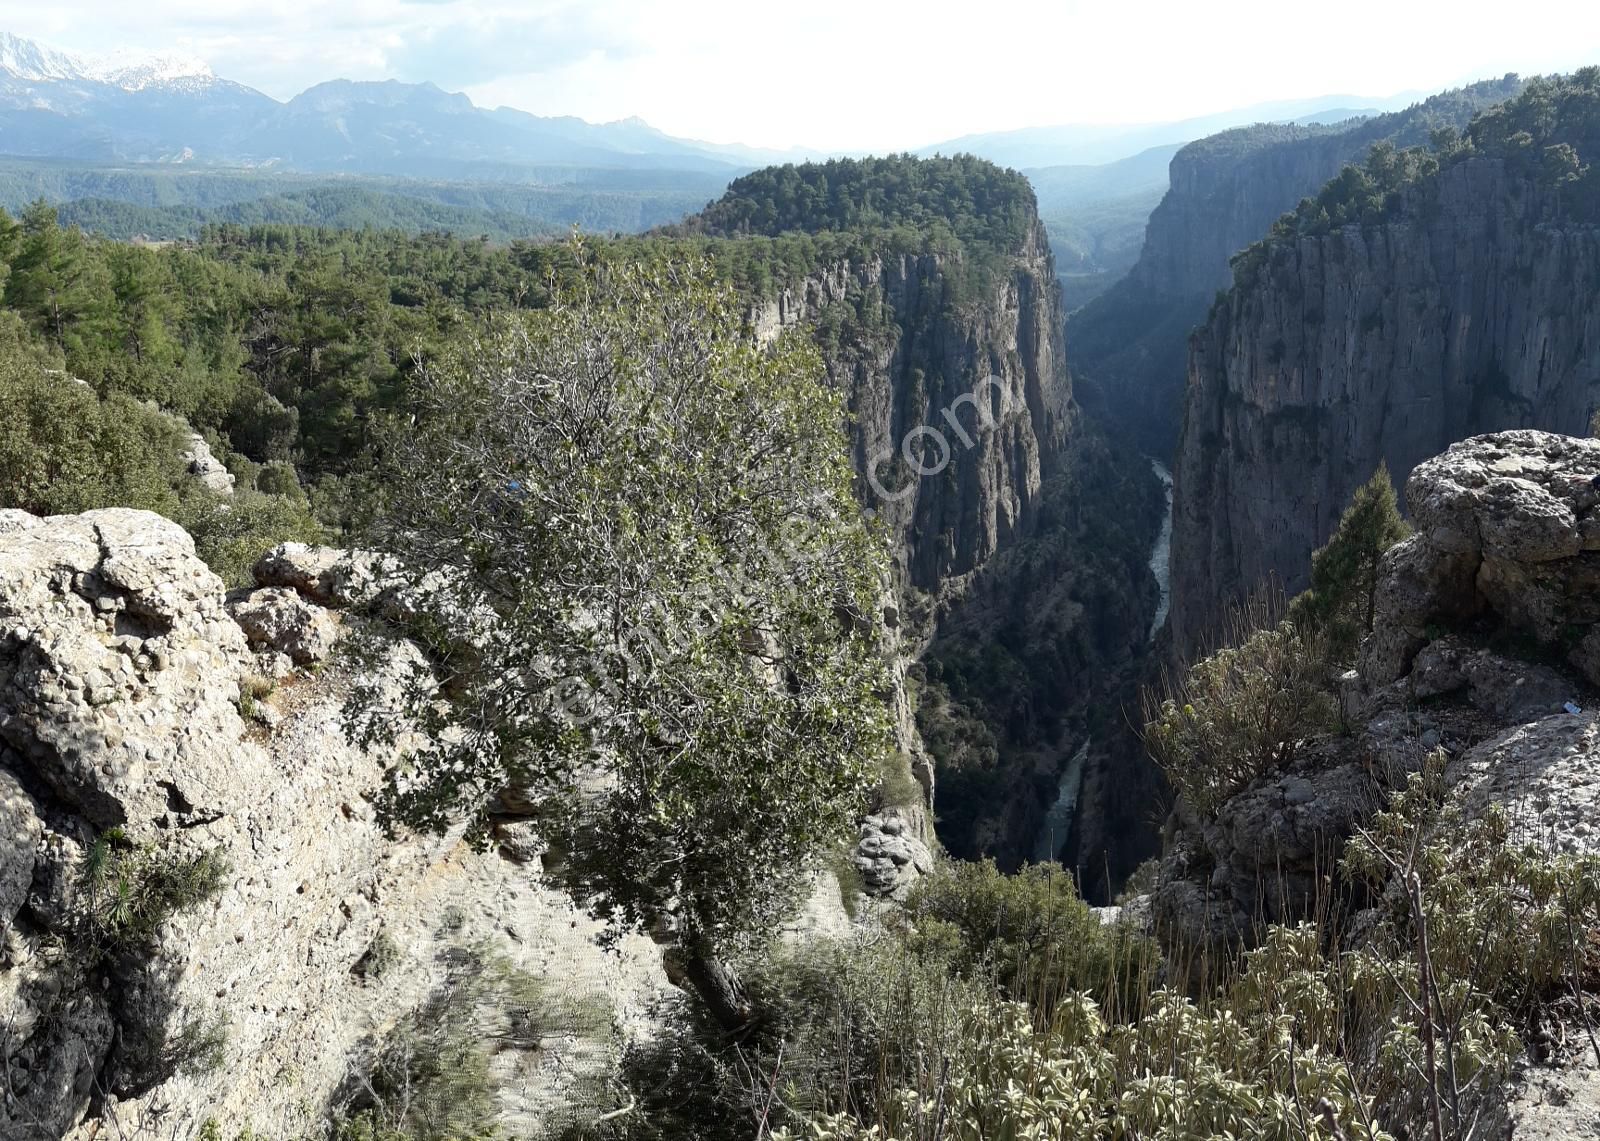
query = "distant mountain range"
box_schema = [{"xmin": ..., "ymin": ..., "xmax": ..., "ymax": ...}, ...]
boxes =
[
  {"xmin": 0, "ymin": 29, "xmax": 1440, "ymax": 183},
  {"xmin": 918, "ymin": 94, "xmax": 1424, "ymax": 169},
  {"xmin": 0, "ymin": 31, "xmax": 820, "ymax": 179}
]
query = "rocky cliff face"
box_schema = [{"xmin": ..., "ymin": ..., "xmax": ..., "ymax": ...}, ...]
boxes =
[
  {"xmin": 1145, "ymin": 431, "xmax": 1600, "ymax": 1137},
  {"xmin": 1170, "ymin": 156, "xmax": 1600, "ymax": 658},
  {"xmin": 1068, "ymin": 77, "xmax": 1523, "ymax": 457},
  {"xmin": 747, "ymin": 215, "xmax": 1170, "ymax": 881},
  {"xmin": 750, "ymin": 214, "xmax": 1073, "ymax": 625},
  {"xmin": 0, "ymin": 510, "xmax": 675, "ymax": 1139}
]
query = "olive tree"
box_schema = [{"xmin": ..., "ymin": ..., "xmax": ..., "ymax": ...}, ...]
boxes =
[{"xmin": 353, "ymin": 252, "xmax": 893, "ymax": 1028}]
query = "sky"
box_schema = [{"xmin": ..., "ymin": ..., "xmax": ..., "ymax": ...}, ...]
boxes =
[{"xmin": 10, "ymin": 0, "xmax": 1600, "ymax": 152}]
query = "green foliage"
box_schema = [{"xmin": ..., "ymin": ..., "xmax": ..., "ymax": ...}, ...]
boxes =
[
  {"xmin": 1144, "ymin": 614, "xmax": 1338, "ymax": 816},
  {"xmin": 350, "ymin": 250, "xmax": 893, "ymax": 987},
  {"xmin": 676, "ymin": 154, "xmax": 1039, "ymax": 302},
  {"xmin": 175, "ymin": 485, "xmax": 327, "ymax": 588},
  {"xmin": 686, "ymin": 154, "xmax": 1035, "ymax": 255},
  {"xmin": 1233, "ymin": 69, "xmax": 1600, "ymax": 290},
  {"xmin": 342, "ymin": 946, "xmax": 612, "ymax": 1141},
  {"xmin": 1289, "ymin": 463, "xmax": 1411, "ymax": 664},
  {"xmin": 75, "ymin": 829, "xmax": 230, "ymax": 959},
  {"xmin": 0, "ymin": 326, "xmax": 185, "ymax": 516},
  {"xmin": 904, "ymin": 860, "xmax": 1160, "ymax": 1019}
]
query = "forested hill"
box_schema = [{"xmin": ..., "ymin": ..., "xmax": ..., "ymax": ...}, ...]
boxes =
[
  {"xmin": 677, "ymin": 154, "xmax": 1039, "ymax": 256},
  {"xmin": 1171, "ymin": 69, "xmax": 1600, "ymax": 658}
]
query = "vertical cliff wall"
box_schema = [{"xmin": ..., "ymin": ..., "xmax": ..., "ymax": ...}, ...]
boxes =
[
  {"xmin": 748, "ymin": 214, "xmax": 1073, "ymax": 625},
  {"xmin": 1067, "ymin": 77, "xmax": 1525, "ymax": 457},
  {"xmin": 1171, "ymin": 89, "xmax": 1600, "ymax": 657},
  {"xmin": 736, "ymin": 193, "xmax": 1161, "ymax": 880}
]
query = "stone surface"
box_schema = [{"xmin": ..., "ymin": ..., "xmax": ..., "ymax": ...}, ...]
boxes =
[
  {"xmin": 1357, "ymin": 434, "xmax": 1600, "ymax": 689},
  {"xmin": 0, "ymin": 510, "xmax": 670, "ymax": 1139},
  {"xmin": 1068, "ymin": 78, "xmax": 1519, "ymax": 459},
  {"xmin": 252, "ymin": 543, "xmax": 397, "ymax": 609},
  {"xmin": 179, "ymin": 434, "xmax": 235, "ymax": 496},
  {"xmin": 854, "ymin": 810, "xmax": 934, "ymax": 899},
  {"xmin": 1446, "ymin": 713, "xmax": 1600, "ymax": 857},
  {"xmin": 0, "ymin": 767, "xmax": 40, "ymax": 924},
  {"xmin": 227, "ymin": 585, "xmax": 340, "ymax": 665},
  {"xmin": 1170, "ymin": 134, "xmax": 1600, "ymax": 660}
]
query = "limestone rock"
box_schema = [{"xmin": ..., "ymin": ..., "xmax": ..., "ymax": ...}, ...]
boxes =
[
  {"xmin": 1446, "ymin": 714, "xmax": 1600, "ymax": 858},
  {"xmin": 1360, "ymin": 433, "xmax": 1600, "ymax": 688},
  {"xmin": 227, "ymin": 586, "xmax": 340, "ymax": 665},
  {"xmin": 180, "ymin": 434, "xmax": 235, "ymax": 496},
  {"xmin": 0, "ymin": 769, "xmax": 40, "ymax": 943},
  {"xmin": 0, "ymin": 508, "xmax": 255, "ymax": 829},
  {"xmin": 1169, "ymin": 126, "xmax": 1600, "ymax": 661},
  {"xmin": 0, "ymin": 510, "xmax": 668, "ymax": 1139},
  {"xmin": 854, "ymin": 810, "xmax": 933, "ymax": 899},
  {"xmin": 252, "ymin": 543, "xmax": 397, "ymax": 609}
]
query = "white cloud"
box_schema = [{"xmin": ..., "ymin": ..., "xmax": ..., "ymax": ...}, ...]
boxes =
[{"xmin": 8, "ymin": 0, "xmax": 1600, "ymax": 150}]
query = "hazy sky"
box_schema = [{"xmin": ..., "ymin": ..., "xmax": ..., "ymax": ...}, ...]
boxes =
[{"xmin": 11, "ymin": 0, "xmax": 1600, "ymax": 150}]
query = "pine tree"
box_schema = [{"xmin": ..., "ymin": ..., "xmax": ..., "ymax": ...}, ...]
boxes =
[
  {"xmin": 1290, "ymin": 463, "xmax": 1410, "ymax": 662},
  {"xmin": 4, "ymin": 200, "xmax": 106, "ymax": 354}
]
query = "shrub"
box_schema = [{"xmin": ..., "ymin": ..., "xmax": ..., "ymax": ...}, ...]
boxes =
[
  {"xmin": 1289, "ymin": 464, "xmax": 1410, "ymax": 665},
  {"xmin": 904, "ymin": 860, "xmax": 1159, "ymax": 1021},
  {"xmin": 779, "ymin": 927, "xmax": 1390, "ymax": 1141},
  {"xmin": 340, "ymin": 946, "xmax": 613, "ymax": 1141},
  {"xmin": 76, "ymin": 829, "xmax": 230, "ymax": 960},
  {"xmin": 1143, "ymin": 617, "xmax": 1337, "ymax": 816}
]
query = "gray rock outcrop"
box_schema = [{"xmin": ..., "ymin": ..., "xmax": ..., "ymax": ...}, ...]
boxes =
[
  {"xmin": 227, "ymin": 586, "xmax": 340, "ymax": 665},
  {"xmin": 1364, "ymin": 432, "xmax": 1600, "ymax": 689},
  {"xmin": 747, "ymin": 215, "xmax": 1072, "ymax": 613},
  {"xmin": 0, "ymin": 510, "xmax": 669, "ymax": 1139},
  {"xmin": 179, "ymin": 434, "xmax": 235, "ymax": 496},
  {"xmin": 1068, "ymin": 78, "xmax": 1522, "ymax": 457}
]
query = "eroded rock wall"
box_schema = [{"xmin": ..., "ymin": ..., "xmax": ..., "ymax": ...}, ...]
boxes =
[{"xmin": 1171, "ymin": 158, "xmax": 1600, "ymax": 659}]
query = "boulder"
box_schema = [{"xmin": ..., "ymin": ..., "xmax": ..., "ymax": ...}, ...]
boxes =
[
  {"xmin": 0, "ymin": 766, "xmax": 41, "ymax": 932},
  {"xmin": 227, "ymin": 586, "xmax": 340, "ymax": 665},
  {"xmin": 0, "ymin": 508, "xmax": 255, "ymax": 829},
  {"xmin": 179, "ymin": 434, "xmax": 235, "ymax": 496},
  {"xmin": 0, "ymin": 511, "xmax": 668, "ymax": 1139},
  {"xmin": 252, "ymin": 543, "xmax": 396, "ymax": 609},
  {"xmin": 854, "ymin": 810, "xmax": 933, "ymax": 899},
  {"xmin": 1364, "ymin": 432, "xmax": 1600, "ymax": 688}
]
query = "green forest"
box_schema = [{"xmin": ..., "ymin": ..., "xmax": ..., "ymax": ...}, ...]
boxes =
[{"xmin": 0, "ymin": 154, "xmax": 1041, "ymax": 584}]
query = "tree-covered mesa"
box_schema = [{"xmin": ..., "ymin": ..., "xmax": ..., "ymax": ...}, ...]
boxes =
[{"xmin": 0, "ymin": 152, "xmax": 1042, "ymax": 576}]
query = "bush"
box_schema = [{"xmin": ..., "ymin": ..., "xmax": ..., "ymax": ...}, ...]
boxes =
[
  {"xmin": 339, "ymin": 946, "xmax": 613, "ymax": 1141},
  {"xmin": 779, "ymin": 925, "xmax": 1391, "ymax": 1141},
  {"xmin": 175, "ymin": 484, "xmax": 326, "ymax": 587},
  {"xmin": 76, "ymin": 829, "xmax": 230, "ymax": 960},
  {"xmin": 904, "ymin": 860, "xmax": 1159, "ymax": 1020},
  {"xmin": 1288, "ymin": 464, "xmax": 1409, "ymax": 665},
  {"xmin": 1143, "ymin": 615, "xmax": 1337, "ymax": 816}
]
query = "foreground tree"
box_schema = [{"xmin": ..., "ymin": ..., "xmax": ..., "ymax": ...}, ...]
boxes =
[
  {"xmin": 353, "ymin": 251, "xmax": 893, "ymax": 1029},
  {"xmin": 1290, "ymin": 462, "xmax": 1410, "ymax": 662}
]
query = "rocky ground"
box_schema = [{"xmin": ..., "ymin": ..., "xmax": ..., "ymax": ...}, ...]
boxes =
[
  {"xmin": 0, "ymin": 511, "xmax": 680, "ymax": 1138},
  {"xmin": 1143, "ymin": 430, "xmax": 1600, "ymax": 1135}
]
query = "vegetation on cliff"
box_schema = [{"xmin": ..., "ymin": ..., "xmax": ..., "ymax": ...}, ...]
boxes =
[{"xmin": 1232, "ymin": 68, "xmax": 1600, "ymax": 288}]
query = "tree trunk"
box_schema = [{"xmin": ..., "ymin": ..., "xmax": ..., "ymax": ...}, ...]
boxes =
[{"xmin": 664, "ymin": 936, "xmax": 755, "ymax": 1032}]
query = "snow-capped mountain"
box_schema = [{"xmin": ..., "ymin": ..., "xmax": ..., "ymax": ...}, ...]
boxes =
[
  {"xmin": 0, "ymin": 30, "xmax": 798, "ymax": 177},
  {"xmin": 0, "ymin": 31, "xmax": 213, "ymax": 92}
]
